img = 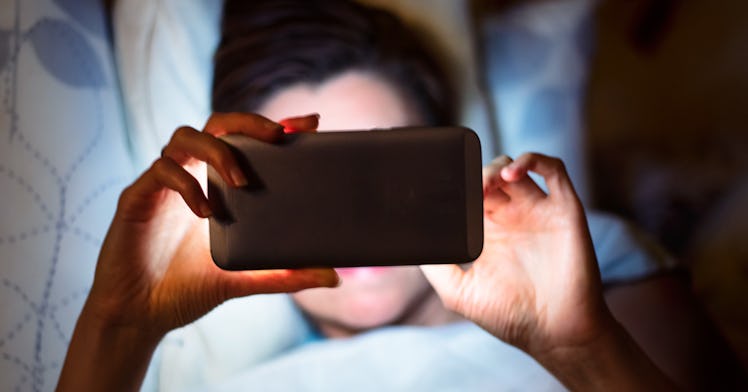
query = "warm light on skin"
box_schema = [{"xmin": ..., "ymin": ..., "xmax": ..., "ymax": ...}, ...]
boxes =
[{"xmin": 257, "ymin": 70, "xmax": 462, "ymax": 338}]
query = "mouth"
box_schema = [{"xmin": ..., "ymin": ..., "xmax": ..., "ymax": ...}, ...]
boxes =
[{"xmin": 335, "ymin": 266, "xmax": 393, "ymax": 279}]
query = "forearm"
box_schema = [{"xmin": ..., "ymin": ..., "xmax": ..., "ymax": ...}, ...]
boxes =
[
  {"xmin": 535, "ymin": 317, "xmax": 679, "ymax": 392},
  {"xmin": 57, "ymin": 302, "xmax": 163, "ymax": 392}
]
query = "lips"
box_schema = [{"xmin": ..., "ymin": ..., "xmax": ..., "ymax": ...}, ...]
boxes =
[{"xmin": 335, "ymin": 266, "xmax": 392, "ymax": 279}]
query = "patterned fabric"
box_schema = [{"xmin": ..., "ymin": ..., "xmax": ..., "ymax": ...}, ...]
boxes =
[{"xmin": 0, "ymin": 0, "xmax": 133, "ymax": 390}]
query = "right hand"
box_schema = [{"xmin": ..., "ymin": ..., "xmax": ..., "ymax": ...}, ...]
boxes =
[
  {"xmin": 85, "ymin": 112, "xmax": 339, "ymax": 338},
  {"xmin": 422, "ymin": 153, "xmax": 611, "ymax": 356}
]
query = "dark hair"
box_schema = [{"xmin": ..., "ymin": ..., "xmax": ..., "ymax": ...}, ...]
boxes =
[{"xmin": 212, "ymin": 0, "xmax": 456, "ymax": 126}]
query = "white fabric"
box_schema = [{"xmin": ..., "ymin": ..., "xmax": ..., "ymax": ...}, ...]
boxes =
[
  {"xmin": 0, "ymin": 0, "xmax": 134, "ymax": 390},
  {"xmin": 113, "ymin": 0, "xmax": 222, "ymax": 171},
  {"xmin": 481, "ymin": 0, "xmax": 596, "ymax": 203},
  {"xmin": 199, "ymin": 322, "xmax": 565, "ymax": 392},
  {"xmin": 113, "ymin": 0, "xmax": 499, "ymax": 170},
  {"xmin": 142, "ymin": 294, "xmax": 314, "ymax": 391}
]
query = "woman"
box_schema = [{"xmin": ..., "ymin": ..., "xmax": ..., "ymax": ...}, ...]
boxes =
[{"xmin": 58, "ymin": 0, "xmax": 741, "ymax": 390}]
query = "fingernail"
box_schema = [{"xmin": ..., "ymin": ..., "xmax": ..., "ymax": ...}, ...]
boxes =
[
  {"xmin": 200, "ymin": 203, "xmax": 213, "ymax": 217},
  {"xmin": 309, "ymin": 113, "xmax": 320, "ymax": 120},
  {"xmin": 500, "ymin": 167, "xmax": 510, "ymax": 179},
  {"xmin": 230, "ymin": 168, "xmax": 248, "ymax": 187}
]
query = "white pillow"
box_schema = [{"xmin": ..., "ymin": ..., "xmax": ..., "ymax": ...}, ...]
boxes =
[
  {"xmin": 480, "ymin": 0, "xmax": 595, "ymax": 202},
  {"xmin": 0, "ymin": 0, "xmax": 134, "ymax": 390},
  {"xmin": 113, "ymin": 0, "xmax": 222, "ymax": 171},
  {"xmin": 113, "ymin": 0, "xmax": 498, "ymax": 171}
]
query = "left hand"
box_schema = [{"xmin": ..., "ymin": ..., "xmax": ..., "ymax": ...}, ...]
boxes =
[
  {"xmin": 85, "ymin": 113, "xmax": 338, "ymax": 337},
  {"xmin": 421, "ymin": 153, "xmax": 614, "ymax": 357}
]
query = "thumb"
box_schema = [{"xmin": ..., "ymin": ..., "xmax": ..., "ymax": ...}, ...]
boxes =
[
  {"xmin": 220, "ymin": 268, "xmax": 340, "ymax": 300},
  {"xmin": 279, "ymin": 113, "xmax": 320, "ymax": 134},
  {"xmin": 420, "ymin": 264, "xmax": 466, "ymax": 312}
]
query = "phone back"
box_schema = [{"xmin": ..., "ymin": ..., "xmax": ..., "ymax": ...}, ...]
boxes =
[{"xmin": 208, "ymin": 126, "xmax": 483, "ymax": 270}]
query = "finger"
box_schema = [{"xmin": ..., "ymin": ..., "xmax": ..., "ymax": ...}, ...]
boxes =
[
  {"xmin": 163, "ymin": 126, "xmax": 247, "ymax": 187},
  {"xmin": 483, "ymin": 155, "xmax": 512, "ymax": 182},
  {"xmin": 501, "ymin": 173, "xmax": 547, "ymax": 201},
  {"xmin": 221, "ymin": 268, "xmax": 340, "ymax": 299},
  {"xmin": 486, "ymin": 155, "xmax": 545, "ymax": 201},
  {"xmin": 420, "ymin": 264, "xmax": 467, "ymax": 312},
  {"xmin": 203, "ymin": 112, "xmax": 284, "ymax": 142},
  {"xmin": 122, "ymin": 157, "xmax": 212, "ymax": 219},
  {"xmin": 482, "ymin": 156, "xmax": 511, "ymax": 203},
  {"xmin": 501, "ymin": 152, "xmax": 574, "ymax": 198},
  {"xmin": 484, "ymin": 190, "xmax": 510, "ymax": 215},
  {"xmin": 279, "ymin": 113, "xmax": 320, "ymax": 134}
]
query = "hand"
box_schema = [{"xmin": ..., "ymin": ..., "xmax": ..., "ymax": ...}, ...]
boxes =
[
  {"xmin": 421, "ymin": 153, "xmax": 613, "ymax": 357},
  {"xmin": 85, "ymin": 112, "xmax": 339, "ymax": 337}
]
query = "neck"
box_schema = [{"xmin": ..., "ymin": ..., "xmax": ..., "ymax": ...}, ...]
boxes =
[{"xmin": 312, "ymin": 289, "xmax": 463, "ymax": 339}]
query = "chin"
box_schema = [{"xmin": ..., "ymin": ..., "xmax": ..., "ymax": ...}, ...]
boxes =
[
  {"xmin": 334, "ymin": 288, "xmax": 409, "ymax": 329},
  {"xmin": 292, "ymin": 266, "xmax": 431, "ymax": 334}
]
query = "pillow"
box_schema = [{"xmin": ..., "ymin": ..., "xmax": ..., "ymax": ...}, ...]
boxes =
[
  {"xmin": 0, "ymin": 0, "xmax": 134, "ymax": 390},
  {"xmin": 478, "ymin": 0, "xmax": 595, "ymax": 202},
  {"xmin": 113, "ymin": 0, "xmax": 222, "ymax": 171},
  {"xmin": 113, "ymin": 0, "xmax": 498, "ymax": 171}
]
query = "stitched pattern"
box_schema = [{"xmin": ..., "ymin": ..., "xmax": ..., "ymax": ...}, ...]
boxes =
[{"xmin": 0, "ymin": 0, "xmax": 133, "ymax": 390}]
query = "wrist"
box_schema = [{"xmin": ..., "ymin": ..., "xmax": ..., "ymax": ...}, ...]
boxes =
[
  {"xmin": 533, "ymin": 313, "xmax": 677, "ymax": 391},
  {"xmin": 83, "ymin": 282, "xmax": 168, "ymax": 339},
  {"xmin": 79, "ymin": 299, "xmax": 165, "ymax": 345},
  {"xmin": 57, "ymin": 301, "xmax": 163, "ymax": 392}
]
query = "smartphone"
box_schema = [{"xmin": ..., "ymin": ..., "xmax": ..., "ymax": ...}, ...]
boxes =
[{"xmin": 208, "ymin": 126, "xmax": 483, "ymax": 270}]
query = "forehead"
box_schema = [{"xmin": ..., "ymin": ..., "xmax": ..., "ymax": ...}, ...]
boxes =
[{"xmin": 256, "ymin": 70, "xmax": 421, "ymax": 131}]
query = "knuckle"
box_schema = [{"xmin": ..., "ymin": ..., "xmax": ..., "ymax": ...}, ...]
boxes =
[
  {"xmin": 172, "ymin": 126, "xmax": 195, "ymax": 141},
  {"xmin": 206, "ymin": 112, "xmax": 223, "ymax": 125},
  {"xmin": 208, "ymin": 112, "xmax": 237, "ymax": 125},
  {"xmin": 551, "ymin": 158, "xmax": 566, "ymax": 174},
  {"xmin": 117, "ymin": 185, "xmax": 136, "ymax": 206},
  {"xmin": 151, "ymin": 157, "xmax": 168, "ymax": 172}
]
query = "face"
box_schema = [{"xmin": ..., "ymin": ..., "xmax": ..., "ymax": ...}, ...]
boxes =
[{"xmin": 257, "ymin": 71, "xmax": 437, "ymax": 336}]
